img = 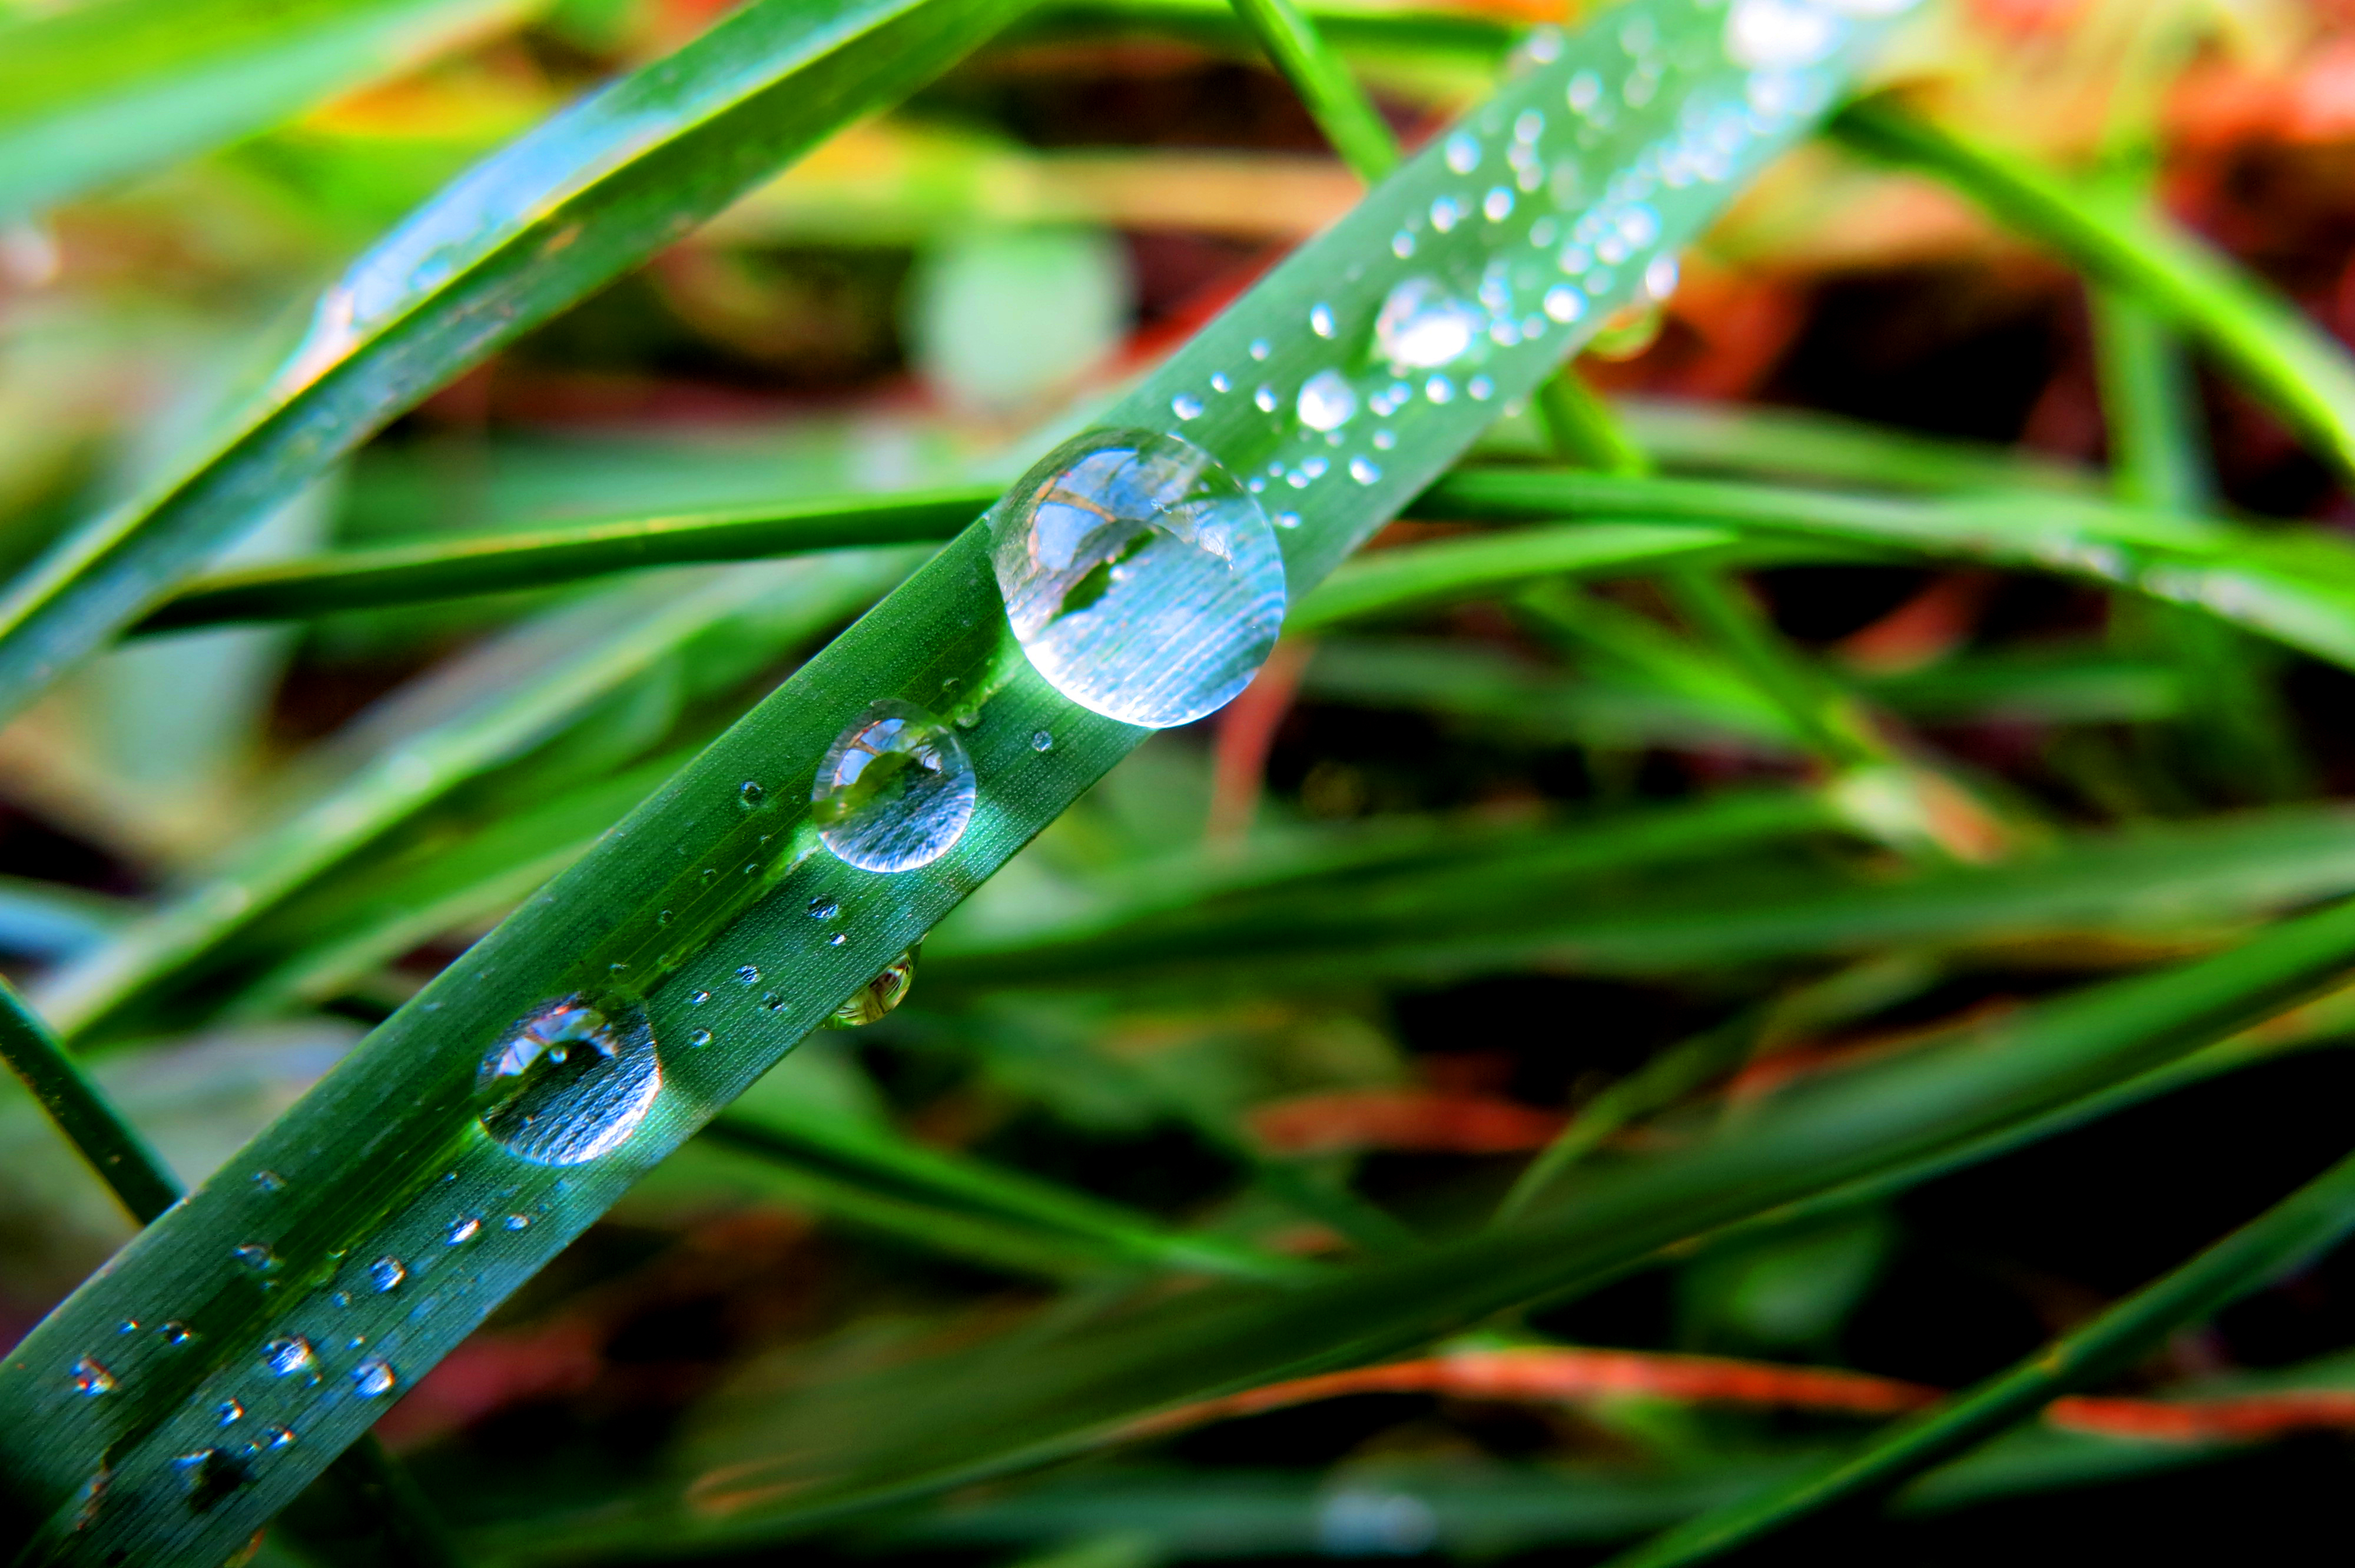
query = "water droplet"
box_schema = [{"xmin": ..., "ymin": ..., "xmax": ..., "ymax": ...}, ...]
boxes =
[
  {"xmin": 1726, "ymin": 0, "xmax": 1843, "ymax": 68},
  {"xmin": 1443, "ymin": 131, "xmax": 1481, "ymax": 174},
  {"xmin": 477, "ymin": 996, "xmax": 662, "ymax": 1167},
  {"xmin": 71, "ymin": 1358, "xmax": 113, "ymax": 1396},
  {"xmin": 1301, "ymin": 455, "xmax": 1328, "ymax": 480},
  {"xmin": 115, "ymin": 1320, "xmax": 136, "ymax": 1336},
  {"xmin": 1253, "ymin": 384, "xmax": 1279, "ymax": 413},
  {"xmin": 1349, "ymin": 457, "xmax": 1382, "ymax": 485},
  {"xmin": 353, "ymin": 1359, "xmax": 396, "ymax": 1399},
  {"xmin": 505, "ymin": 1212, "xmax": 530, "ymax": 1230},
  {"xmin": 1391, "ymin": 231, "xmax": 1415, "ymax": 259},
  {"xmin": 1483, "ymin": 187, "xmax": 1515, "ymax": 222},
  {"xmin": 261, "ymin": 1337, "xmax": 313, "ymax": 1378},
  {"xmin": 258, "ymin": 1426, "xmax": 294, "ymax": 1450},
  {"xmin": 1249, "ymin": 338, "xmax": 1271, "ymax": 360},
  {"xmin": 832, "ymin": 951, "xmax": 918, "ymax": 1027},
  {"xmin": 217, "ymin": 1401, "xmax": 242, "ymax": 1426},
  {"xmin": 688, "ymin": 1028, "xmax": 713, "ymax": 1048},
  {"xmin": 160, "ymin": 1322, "xmax": 192, "ymax": 1346},
  {"xmin": 1567, "ymin": 70, "xmax": 1601, "ymax": 112},
  {"xmin": 990, "ymin": 428, "xmax": 1285, "ymax": 729},
  {"xmin": 811, "ymin": 700, "xmax": 977, "ymax": 872},
  {"xmin": 734, "ymin": 964, "xmax": 760, "ymax": 987},
  {"xmin": 1468, "ymin": 376, "xmax": 1495, "ymax": 401},
  {"xmin": 1171, "ymin": 392, "xmax": 1203, "ymax": 420},
  {"xmin": 1309, "ymin": 303, "xmax": 1335, "ymax": 337},
  {"xmin": 1543, "ymin": 285, "xmax": 1586, "ymax": 323},
  {"xmin": 1645, "ymin": 254, "xmax": 1681, "ymax": 300},
  {"xmin": 738, "ymin": 780, "xmax": 765, "ymax": 808},
  {"xmin": 1428, "ymin": 196, "xmax": 1461, "ymax": 234},
  {"xmin": 1514, "ymin": 109, "xmax": 1544, "ymax": 143},
  {"xmin": 808, "ymin": 898, "xmax": 840, "ymax": 920},
  {"xmin": 1425, "ymin": 376, "xmax": 1456, "ymax": 404},
  {"xmin": 252, "ymin": 1170, "xmax": 286, "ymax": 1192},
  {"xmin": 1374, "ymin": 277, "xmax": 1481, "ymax": 370},
  {"xmin": 174, "ymin": 1448, "xmax": 248, "ymax": 1509},
  {"xmin": 446, "ymin": 1217, "xmax": 480, "ymax": 1246},
  {"xmin": 1031, "ymin": 730, "xmax": 1054, "ymax": 752},
  {"xmin": 369, "ymin": 1257, "xmax": 405, "ymax": 1293},
  {"xmin": 827, "ymin": 932, "xmax": 847, "ymax": 947},
  {"xmin": 1210, "ymin": 371, "xmax": 1231, "ymax": 393},
  {"xmin": 1273, "ymin": 510, "xmax": 1302, "ymax": 529},
  {"xmin": 233, "ymin": 1243, "xmax": 276, "ymax": 1273},
  {"xmin": 657, "ymin": 909, "xmax": 674, "ymax": 926},
  {"xmin": 761, "ymin": 991, "xmax": 784, "ymax": 1011},
  {"xmin": 1296, "ymin": 370, "xmax": 1358, "ymax": 431}
]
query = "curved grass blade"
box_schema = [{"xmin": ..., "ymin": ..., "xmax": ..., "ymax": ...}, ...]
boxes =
[
  {"xmin": 0, "ymin": 6, "xmax": 1902, "ymax": 1557},
  {"xmin": 1599, "ymin": 1143, "xmax": 2355, "ymax": 1568},
  {"xmin": 134, "ymin": 488, "xmax": 997, "ymax": 635},
  {"xmin": 1830, "ymin": 98, "xmax": 2355, "ymax": 486},
  {"xmin": 486, "ymin": 896, "xmax": 2355, "ymax": 1559},
  {"xmin": 0, "ymin": 0, "xmax": 1037, "ymax": 730},
  {"xmin": 0, "ymin": 982, "xmax": 180, "ymax": 1229},
  {"xmin": 1228, "ymin": 0, "xmax": 1398, "ymax": 185},
  {"xmin": 0, "ymin": 0, "xmax": 532, "ymax": 222}
]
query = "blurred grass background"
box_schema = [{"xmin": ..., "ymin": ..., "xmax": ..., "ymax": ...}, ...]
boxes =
[{"xmin": 16, "ymin": 0, "xmax": 2355, "ymax": 1561}]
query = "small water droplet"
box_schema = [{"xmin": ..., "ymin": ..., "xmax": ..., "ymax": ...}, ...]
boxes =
[
  {"xmin": 258, "ymin": 1426, "xmax": 294, "ymax": 1451},
  {"xmin": 1468, "ymin": 376, "xmax": 1495, "ymax": 401},
  {"xmin": 657, "ymin": 909, "xmax": 674, "ymax": 926},
  {"xmin": 1544, "ymin": 285, "xmax": 1586, "ymax": 323},
  {"xmin": 1482, "ymin": 187, "xmax": 1514, "ymax": 222},
  {"xmin": 116, "ymin": 1320, "xmax": 136, "ymax": 1336},
  {"xmin": 1514, "ymin": 109, "xmax": 1544, "ymax": 143},
  {"xmin": 1428, "ymin": 195, "xmax": 1461, "ymax": 233},
  {"xmin": 735, "ymin": 964, "xmax": 761, "ymax": 986},
  {"xmin": 1425, "ymin": 375, "xmax": 1456, "ymax": 404},
  {"xmin": 827, "ymin": 932, "xmax": 847, "ymax": 947},
  {"xmin": 738, "ymin": 780, "xmax": 765, "ymax": 808},
  {"xmin": 1349, "ymin": 457, "xmax": 1382, "ymax": 485},
  {"xmin": 1296, "ymin": 370, "xmax": 1358, "ymax": 431},
  {"xmin": 261, "ymin": 1337, "xmax": 313, "ymax": 1378},
  {"xmin": 688, "ymin": 989, "xmax": 711, "ymax": 1006},
  {"xmin": 369, "ymin": 1257, "xmax": 405, "ymax": 1293},
  {"xmin": 446, "ymin": 1217, "xmax": 480, "ymax": 1246},
  {"xmin": 699, "ymin": 868, "xmax": 718, "ymax": 886},
  {"xmin": 1031, "ymin": 730, "xmax": 1055, "ymax": 752},
  {"xmin": 70, "ymin": 1358, "xmax": 113, "ymax": 1397},
  {"xmin": 1253, "ymin": 384, "xmax": 1279, "ymax": 413},
  {"xmin": 353, "ymin": 1359, "xmax": 397, "ymax": 1399},
  {"xmin": 1309, "ymin": 303, "xmax": 1335, "ymax": 337},
  {"xmin": 1170, "ymin": 392, "xmax": 1203, "ymax": 420},
  {"xmin": 1443, "ymin": 131, "xmax": 1481, "ymax": 174},
  {"xmin": 1567, "ymin": 69, "xmax": 1601, "ymax": 112},
  {"xmin": 688, "ymin": 1028, "xmax": 713, "ymax": 1048},
  {"xmin": 990, "ymin": 428, "xmax": 1285, "ymax": 730},
  {"xmin": 252, "ymin": 1170, "xmax": 286, "ymax": 1192},
  {"xmin": 1644, "ymin": 254, "xmax": 1681, "ymax": 300},
  {"xmin": 811, "ymin": 700, "xmax": 977, "ymax": 872},
  {"xmin": 1372, "ymin": 428, "xmax": 1397, "ymax": 450},
  {"xmin": 1375, "ymin": 277, "xmax": 1482, "ymax": 370},
  {"xmin": 1249, "ymin": 337, "xmax": 1271, "ymax": 360},
  {"xmin": 160, "ymin": 1321, "xmax": 193, "ymax": 1346},
  {"xmin": 832, "ymin": 951, "xmax": 918, "ymax": 1027},
  {"xmin": 477, "ymin": 997, "xmax": 662, "ymax": 1167},
  {"xmin": 505, "ymin": 1213, "xmax": 530, "ymax": 1231},
  {"xmin": 233, "ymin": 1243, "xmax": 276, "ymax": 1273},
  {"xmin": 1274, "ymin": 510, "xmax": 1302, "ymax": 529},
  {"xmin": 607, "ymin": 961, "xmax": 629, "ymax": 975},
  {"xmin": 1391, "ymin": 230, "xmax": 1415, "ymax": 259},
  {"xmin": 217, "ymin": 1401, "xmax": 243, "ymax": 1427}
]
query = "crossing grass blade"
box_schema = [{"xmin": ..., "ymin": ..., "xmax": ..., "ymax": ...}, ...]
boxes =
[
  {"xmin": 0, "ymin": 0, "xmax": 1037, "ymax": 732},
  {"xmin": 0, "ymin": 0, "xmax": 533, "ymax": 222},
  {"xmin": 0, "ymin": 6, "xmax": 1909, "ymax": 1556}
]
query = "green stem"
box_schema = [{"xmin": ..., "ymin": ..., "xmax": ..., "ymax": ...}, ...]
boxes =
[
  {"xmin": 0, "ymin": 982, "xmax": 462, "ymax": 1566},
  {"xmin": 1831, "ymin": 97, "xmax": 2355, "ymax": 486},
  {"xmin": 1226, "ymin": 0, "xmax": 1398, "ymax": 184},
  {"xmin": 1600, "ymin": 1141, "xmax": 2355, "ymax": 1568},
  {"xmin": 1535, "ymin": 369, "xmax": 1651, "ymax": 477}
]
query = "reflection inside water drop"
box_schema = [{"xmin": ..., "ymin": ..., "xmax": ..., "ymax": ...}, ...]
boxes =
[
  {"xmin": 1374, "ymin": 277, "xmax": 1482, "ymax": 370},
  {"xmin": 353, "ymin": 1359, "xmax": 396, "ymax": 1399},
  {"xmin": 70, "ymin": 1357, "xmax": 112, "ymax": 1396},
  {"xmin": 831, "ymin": 949, "xmax": 918, "ymax": 1028},
  {"xmin": 476, "ymin": 996, "xmax": 662, "ymax": 1167},
  {"xmin": 811, "ymin": 700, "xmax": 976, "ymax": 873},
  {"xmin": 990, "ymin": 428, "xmax": 1285, "ymax": 729}
]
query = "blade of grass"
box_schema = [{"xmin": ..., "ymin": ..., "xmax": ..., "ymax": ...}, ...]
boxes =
[
  {"xmin": 1829, "ymin": 97, "xmax": 2355, "ymax": 486},
  {"xmin": 1598, "ymin": 1142, "xmax": 2355, "ymax": 1568},
  {"xmin": 0, "ymin": 0, "xmax": 532, "ymax": 222},
  {"xmin": 1610, "ymin": 397, "xmax": 2098, "ymax": 496},
  {"xmin": 0, "ymin": 8, "xmax": 1903, "ymax": 1555},
  {"xmin": 0, "ymin": 0, "xmax": 1037, "ymax": 730},
  {"xmin": 133, "ymin": 488, "xmax": 997, "ymax": 634},
  {"xmin": 1227, "ymin": 0, "xmax": 1398, "ymax": 185}
]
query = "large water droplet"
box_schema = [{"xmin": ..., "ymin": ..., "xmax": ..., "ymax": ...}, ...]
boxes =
[
  {"xmin": 369, "ymin": 1257, "xmax": 405, "ymax": 1293},
  {"xmin": 353, "ymin": 1359, "xmax": 397, "ymax": 1399},
  {"xmin": 1726, "ymin": 0, "xmax": 1843, "ymax": 67},
  {"xmin": 446, "ymin": 1216, "xmax": 480, "ymax": 1245},
  {"xmin": 1296, "ymin": 370, "xmax": 1358, "ymax": 431},
  {"xmin": 990, "ymin": 428, "xmax": 1286, "ymax": 729},
  {"xmin": 831, "ymin": 951, "xmax": 918, "ymax": 1028},
  {"xmin": 1374, "ymin": 277, "xmax": 1482, "ymax": 370},
  {"xmin": 1442, "ymin": 131, "xmax": 1481, "ymax": 173},
  {"xmin": 811, "ymin": 700, "xmax": 976, "ymax": 872},
  {"xmin": 477, "ymin": 996, "xmax": 662, "ymax": 1167},
  {"xmin": 261, "ymin": 1337, "xmax": 313, "ymax": 1378},
  {"xmin": 70, "ymin": 1357, "xmax": 113, "ymax": 1396}
]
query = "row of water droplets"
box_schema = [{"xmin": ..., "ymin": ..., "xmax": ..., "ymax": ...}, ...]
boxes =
[{"xmin": 59, "ymin": 0, "xmax": 1921, "ymax": 1530}]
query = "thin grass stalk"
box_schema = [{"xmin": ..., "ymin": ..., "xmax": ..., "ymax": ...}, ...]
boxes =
[
  {"xmin": 1225, "ymin": 0, "xmax": 1396, "ymax": 185},
  {"xmin": 1597, "ymin": 1140, "xmax": 2355, "ymax": 1568}
]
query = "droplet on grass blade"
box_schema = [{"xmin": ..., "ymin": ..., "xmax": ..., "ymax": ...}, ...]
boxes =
[
  {"xmin": 830, "ymin": 949, "xmax": 918, "ymax": 1028},
  {"xmin": 991, "ymin": 428, "xmax": 1285, "ymax": 729},
  {"xmin": 1374, "ymin": 278, "xmax": 1482, "ymax": 370},
  {"xmin": 477, "ymin": 997, "xmax": 661, "ymax": 1167},
  {"xmin": 1297, "ymin": 371, "xmax": 1358, "ymax": 431},
  {"xmin": 811, "ymin": 700, "xmax": 976, "ymax": 872}
]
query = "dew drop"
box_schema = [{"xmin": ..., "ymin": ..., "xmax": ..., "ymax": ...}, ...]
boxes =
[
  {"xmin": 808, "ymin": 898, "xmax": 840, "ymax": 920},
  {"xmin": 261, "ymin": 1337, "xmax": 313, "ymax": 1378},
  {"xmin": 1301, "ymin": 455, "xmax": 1328, "ymax": 480},
  {"xmin": 827, "ymin": 932, "xmax": 847, "ymax": 946},
  {"xmin": 216, "ymin": 1400, "xmax": 242, "ymax": 1427},
  {"xmin": 688, "ymin": 1028, "xmax": 713, "ymax": 1048},
  {"xmin": 70, "ymin": 1357, "xmax": 113, "ymax": 1397},
  {"xmin": 1425, "ymin": 375, "xmax": 1455, "ymax": 404},
  {"xmin": 811, "ymin": 699, "xmax": 977, "ymax": 872},
  {"xmin": 1349, "ymin": 457, "xmax": 1382, "ymax": 485},
  {"xmin": 1253, "ymin": 384, "xmax": 1279, "ymax": 413},
  {"xmin": 1210, "ymin": 371, "xmax": 1231, "ymax": 393},
  {"xmin": 369, "ymin": 1257, "xmax": 405, "ymax": 1293},
  {"xmin": 446, "ymin": 1217, "xmax": 480, "ymax": 1246},
  {"xmin": 258, "ymin": 1426, "xmax": 294, "ymax": 1450},
  {"xmin": 1031, "ymin": 730, "xmax": 1054, "ymax": 751},
  {"xmin": 1645, "ymin": 254, "xmax": 1681, "ymax": 300},
  {"xmin": 1170, "ymin": 392, "xmax": 1203, "ymax": 420},
  {"xmin": 832, "ymin": 951, "xmax": 918, "ymax": 1027},
  {"xmin": 1468, "ymin": 376, "xmax": 1495, "ymax": 401},
  {"xmin": 1374, "ymin": 277, "xmax": 1482, "ymax": 370},
  {"xmin": 477, "ymin": 996, "xmax": 661, "ymax": 1167},
  {"xmin": 990, "ymin": 428, "xmax": 1285, "ymax": 729},
  {"xmin": 1273, "ymin": 510, "xmax": 1301, "ymax": 529},
  {"xmin": 1482, "ymin": 187, "xmax": 1515, "ymax": 222},
  {"xmin": 1296, "ymin": 370, "xmax": 1358, "ymax": 431},
  {"xmin": 1249, "ymin": 337, "xmax": 1271, "ymax": 360},
  {"xmin": 1373, "ymin": 429, "xmax": 1397, "ymax": 450},
  {"xmin": 1568, "ymin": 70, "xmax": 1601, "ymax": 112},
  {"xmin": 1514, "ymin": 109, "xmax": 1544, "ymax": 143},
  {"xmin": 738, "ymin": 780, "xmax": 765, "ymax": 808},
  {"xmin": 1428, "ymin": 196, "xmax": 1461, "ymax": 234},
  {"xmin": 233, "ymin": 1243, "xmax": 276, "ymax": 1273},
  {"xmin": 1544, "ymin": 285, "xmax": 1586, "ymax": 323},
  {"xmin": 252, "ymin": 1170, "xmax": 286, "ymax": 1193},
  {"xmin": 1391, "ymin": 231, "xmax": 1415, "ymax": 260},
  {"xmin": 505, "ymin": 1213, "xmax": 530, "ymax": 1230},
  {"xmin": 160, "ymin": 1322, "xmax": 193, "ymax": 1346},
  {"xmin": 1309, "ymin": 303, "xmax": 1336, "ymax": 337},
  {"xmin": 735, "ymin": 964, "xmax": 761, "ymax": 986},
  {"xmin": 1726, "ymin": 0, "xmax": 1843, "ymax": 68},
  {"xmin": 1442, "ymin": 131, "xmax": 1481, "ymax": 174},
  {"xmin": 353, "ymin": 1359, "xmax": 396, "ymax": 1399},
  {"xmin": 116, "ymin": 1321, "xmax": 136, "ymax": 1336}
]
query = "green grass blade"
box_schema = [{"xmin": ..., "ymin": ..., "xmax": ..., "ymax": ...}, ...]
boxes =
[
  {"xmin": 1228, "ymin": 0, "xmax": 1398, "ymax": 184},
  {"xmin": 0, "ymin": 0, "xmax": 1036, "ymax": 730},
  {"xmin": 506, "ymin": 896, "xmax": 2355, "ymax": 1555},
  {"xmin": 1611, "ymin": 397, "xmax": 2099, "ymax": 494},
  {"xmin": 133, "ymin": 488, "xmax": 999, "ymax": 634},
  {"xmin": 0, "ymin": 0, "xmax": 530, "ymax": 222},
  {"xmin": 0, "ymin": 981, "xmax": 179, "ymax": 1227},
  {"xmin": 1830, "ymin": 98, "xmax": 2355, "ymax": 485},
  {"xmin": 1599, "ymin": 1143, "xmax": 2355, "ymax": 1568},
  {"xmin": 0, "ymin": 6, "xmax": 1900, "ymax": 1556}
]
